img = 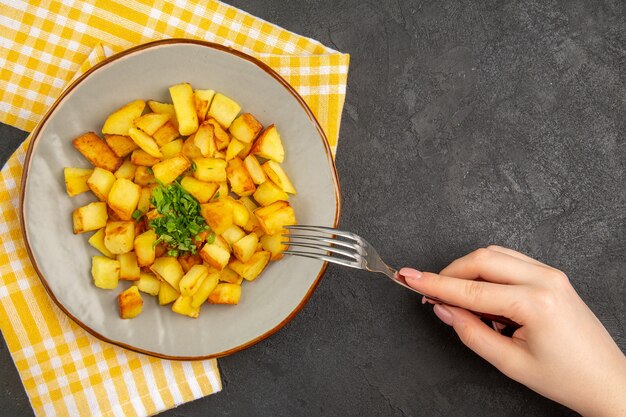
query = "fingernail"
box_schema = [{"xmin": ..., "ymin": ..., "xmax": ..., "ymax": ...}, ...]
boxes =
[
  {"xmin": 421, "ymin": 296, "xmax": 427, "ymax": 304},
  {"xmin": 433, "ymin": 304, "xmax": 454, "ymax": 326},
  {"xmin": 399, "ymin": 267, "xmax": 422, "ymax": 281}
]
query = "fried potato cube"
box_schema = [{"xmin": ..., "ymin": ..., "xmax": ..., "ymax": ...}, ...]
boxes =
[
  {"xmin": 227, "ymin": 157, "xmax": 256, "ymax": 197},
  {"xmin": 228, "ymin": 250, "xmax": 270, "ymax": 281},
  {"xmin": 153, "ymin": 121, "xmax": 180, "ymax": 147},
  {"xmin": 215, "ymin": 182, "xmax": 229, "ymax": 199},
  {"xmin": 64, "ymin": 167, "xmax": 93, "ymax": 197},
  {"xmin": 134, "ymin": 112, "xmax": 170, "ymax": 136},
  {"xmin": 238, "ymin": 140, "xmax": 254, "ymax": 159},
  {"xmin": 147, "ymin": 100, "xmax": 179, "ymax": 130},
  {"xmin": 260, "ymin": 231, "xmax": 288, "ymax": 260},
  {"xmin": 194, "ymin": 122, "xmax": 216, "ymax": 157},
  {"xmin": 193, "ymin": 157, "xmax": 227, "ymax": 182},
  {"xmin": 137, "ymin": 187, "xmax": 152, "ymax": 213},
  {"xmin": 73, "ymin": 202, "xmax": 108, "ymax": 234},
  {"xmin": 136, "ymin": 271, "xmax": 161, "ymax": 296},
  {"xmin": 160, "ymin": 139, "xmax": 184, "ymax": 159},
  {"xmin": 200, "ymin": 242, "xmax": 231, "ymax": 271},
  {"xmin": 107, "ymin": 178, "xmax": 141, "ymax": 221},
  {"xmin": 134, "ymin": 229, "xmax": 157, "ymax": 267},
  {"xmin": 262, "ymin": 160, "xmax": 296, "ymax": 194},
  {"xmin": 219, "ymin": 266, "xmax": 243, "ymax": 284},
  {"xmin": 254, "ymin": 201, "xmax": 296, "ymax": 235},
  {"xmin": 221, "ymin": 224, "xmax": 246, "ymax": 246},
  {"xmin": 239, "ymin": 196, "xmax": 258, "ymax": 212},
  {"xmin": 200, "ymin": 200, "xmax": 233, "ymax": 234},
  {"xmin": 243, "ymin": 155, "xmax": 266, "ymax": 185},
  {"xmin": 88, "ymin": 228, "xmax": 114, "ymax": 258},
  {"xmin": 207, "ymin": 93, "xmax": 241, "ymax": 129},
  {"xmin": 114, "ymin": 160, "xmax": 137, "ymax": 180},
  {"xmin": 253, "ymin": 180, "xmax": 288, "ymax": 207},
  {"xmin": 118, "ymin": 252, "xmax": 140, "ymax": 280},
  {"xmin": 158, "ymin": 280, "xmax": 180, "ymax": 305},
  {"xmin": 231, "ymin": 200, "xmax": 250, "ymax": 227},
  {"xmin": 208, "ymin": 283, "xmax": 242, "ymax": 304},
  {"xmin": 102, "ymin": 99, "xmax": 146, "ymax": 135},
  {"xmin": 229, "ymin": 113, "xmax": 262, "ymax": 144},
  {"xmin": 104, "ymin": 134, "xmax": 139, "ymax": 158},
  {"xmin": 73, "ymin": 132, "xmax": 123, "ymax": 171},
  {"xmin": 134, "ymin": 166, "xmax": 157, "ymax": 186},
  {"xmin": 179, "ymin": 264, "xmax": 209, "ymax": 296},
  {"xmin": 225, "ymin": 138, "xmax": 246, "ymax": 161},
  {"xmin": 104, "ymin": 221, "xmax": 135, "ymax": 255},
  {"xmin": 152, "ymin": 154, "xmax": 190, "ymax": 185},
  {"xmin": 91, "ymin": 255, "xmax": 119, "ymax": 289},
  {"xmin": 130, "ymin": 149, "xmax": 160, "ymax": 167},
  {"xmin": 181, "ymin": 135, "xmax": 202, "ymax": 160},
  {"xmin": 232, "ymin": 233, "xmax": 259, "ymax": 263},
  {"xmin": 206, "ymin": 118, "xmax": 231, "ymax": 150},
  {"xmin": 170, "ymin": 83, "xmax": 198, "ymax": 136},
  {"xmin": 191, "ymin": 271, "xmax": 219, "ymax": 307},
  {"xmin": 194, "ymin": 89, "xmax": 215, "ymax": 123},
  {"xmin": 118, "ymin": 286, "xmax": 143, "ymax": 319},
  {"xmin": 129, "ymin": 127, "xmax": 163, "ymax": 158},
  {"xmin": 251, "ymin": 125, "xmax": 284, "ymax": 163},
  {"xmin": 180, "ymin": 176, "xmax": 219, "ymax": 203},
  {"xmin": 172, "ymin": 295, "xmax": 200, "ymax": 318},
  {"xmin": 150, "ymin": 256, "xmax": 184, "ymax": 291}
]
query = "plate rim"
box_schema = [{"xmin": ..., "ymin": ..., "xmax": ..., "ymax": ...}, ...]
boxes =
[{"xmin": 18, "ymin": 38, "xmax": 342, "ymax": 361}]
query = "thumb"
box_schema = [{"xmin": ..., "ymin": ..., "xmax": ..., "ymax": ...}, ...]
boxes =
[{"xmin": 433, "ymin": 304, "xmax": 529, "ymax": 379}]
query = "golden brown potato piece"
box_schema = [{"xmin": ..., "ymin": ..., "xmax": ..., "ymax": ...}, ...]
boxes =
[
  {"xmin": 147, "ymin": 100, "xmax": 179, "ymax": 130},
  {"xmin": 193, "ymin": 157, "xmax": 227, "ymax": 182},
  {"xmin": 221, "ymin": 224, "xmax": 246, "ymax": 246},
  {"xmin": 262, "ymin": 160, "xmax": 296, "ymax": 194},
  {"xmin": 102, "ymin": 99, "xmax": 145, "ymax": 135},
  {"xmin": 136, "ymin": 271, "xmax": 161, "ymax": 295},
  {"xmin": 171, "ymin": 295, "xmax": 200, "ymax": 318},
  {"xmin": 134, "ymin": 112, "xmax": 170, "ymax": 136},
  {"xmin": 194, "ymin": 89, "xmax": 215, "ymax": 124},
  {"xmin": 180, "ymin": 176, "xmax": 219, "ymax": 203},
  {"xmin": 251, "ymin": 125, "xmax": 284, "ymax": 163},
  {"xmin": 118, "ymin": 286, "xmax": 143, "ymax": 319},
  {"xmin": 118, "ymin": 252, "xmax": 140, "ymax": 280},
  {"xmin": 134, "ymin": 166, "xmax": 157, "ymax": 186},
  {"xmin": 207, "ymin": 93, "xmax": 241, "ymax": 129},
  {"xmin": 104, "ymin": 221, "xmax": 135, "ymax": 255},
  {"xmin": 150, "ymin": 257, "xmax": 185, "ymax": 292},
  {"xmin": 178, "ymin": 253, "xmax": 203, "ymax": 273},
  {"xmin": 104, "ymin": 134, "xmax": 139, "ymax": 158},
  {"xmin": 107, "ymin": 178, "xmax": 141, "ymax": 221},
  {"xmin": 232, "ymin": 233, "xmax": 259, "ymax": 263},
  {"xmin": 134, "ymin": 230, "xmax": 157, "ymax": 267},
  {"xmin": 206, "ymin": 118, "xmax": 231, "ymax": 150},
  {"xmin": 153, "ymin": 121, "xmax": 180, "ymax": 147},
  {"xmin": 73, "ymin": 132, "xmax": 123, "ymax": 172},
  {"xmin": 87, "ymin": 167, "xmax": 116, "ymax": 201},
  {"xmin": 152, "ymin": 154, "xmax": 190, "ymax": 185},
  {"xmin": 243, "ymin": 155, "xmax": 266, "ymax": 185},
  {"xmin": 130, "ymin": 149, "xmax": 161, "ymax": 167},
  {"xmin": 160, "ymin": 138, "xmax": 184, "ymax": 159},
  {"xmin": 114, "ymin": 160, "xmax": 137, "ymax": 180},
  {"xmin": 200, "ymin": 241, "xmax": 231, "ymax": 271},
  {"xmin": 88, "ymin": 228, "xmax": 115, "ymax": 258},
  {"xmin": 254, "ymin": 201, "xmax": 297, "ymax": 235},
  {"xmin": 73, "ymin": 202, "xmax": 108, "ymax": 234},
  {"xmin": 64, "ymin": 167, "xmax": 93, "ymax": 197},
  {"xmin": 200, "ymin": 200, "xmax": 233, "ymax": 234},
  {"xmin": 170, "ymin": 83, "xmax": 199, "ymax": 136},
  {"xmin": 208, "ymin": 282, "xmax": 242, "ymax": 304},
  {"xmin": 219, "ymin": 266, "xmax": 243, "ymax": 284},
  {"xmin": 194, "ymin": 122, "xmax": 216, "ymax": 157},
  {"xmin": 91, "ymin": 255, "xmax": 119, "ymax": 289},
  {"xmin": 128, "ymin": 127, "xmax": 163, "ymax": 158},
  {"xmin": 225, "ymin": 138, "xmax": 246, "ymax": 161},
  {"xmin": 229, "ymin": 113, "xmax": 262, "ymax": 143},
  {"xmin": 253, "ymin": 180, "xmax": 288, "ymax": 207},
  {"xmin": 158, "ymin": 280, "xmax": 180, "ymax": 305},
  {"xmin": 260, "ymin": 231, "xmax": 288, "ymax": 260},
  {"xmin": 227, "ymin": 157, "xmax": 256, "ymax": 197},
  {"xmin": 179, "ymin": 264, "xmax": 209, "ymax": 296},
  {"xmin": 191, "ymin": 272, "xmax": 220, "ymax": 307}
]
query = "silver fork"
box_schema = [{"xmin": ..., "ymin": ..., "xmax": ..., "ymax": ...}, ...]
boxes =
[{"xmin": 283, "ymin": 225, "xmax": 519, "ymax": 329}]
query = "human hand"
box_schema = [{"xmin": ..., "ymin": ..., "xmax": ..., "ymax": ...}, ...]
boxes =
[{"xmin": 400, "ymin": 246, "xmax": 626, "ymax": 417}]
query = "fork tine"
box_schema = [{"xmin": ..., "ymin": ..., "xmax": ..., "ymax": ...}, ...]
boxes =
[
  {"xmin": 284, "ymin": 234, "xmax": 359, "ymax": 250},
  {"xmin": 284, "ymin": 225, "xmax": 359, "ymax": 241},
  {"xmin": 285, "ymin": 242, "xmax": 360, "ymax": 260},
  {"xmin": 283, "ymin": 250, "xmax": 360, "ymax": 268}
]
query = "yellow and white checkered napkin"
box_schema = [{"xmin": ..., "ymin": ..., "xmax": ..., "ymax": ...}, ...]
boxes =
[{"xmin": 0, "ymin": 1, "xmax": 349, "ymax": 416}]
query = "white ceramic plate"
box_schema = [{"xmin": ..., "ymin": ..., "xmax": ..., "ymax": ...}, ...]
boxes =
[{"xmin": 20, "ymin": 39, "xmax": 340, "ymax": 359}]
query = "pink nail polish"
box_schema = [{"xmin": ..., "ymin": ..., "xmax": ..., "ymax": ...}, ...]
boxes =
[
  {"xmin": 399, "ymin": 267, "xmax": 422, "ymax": 281},
  {"xmin": 433, "ymin": 304, "xmax": 454, "ymax": 326}
]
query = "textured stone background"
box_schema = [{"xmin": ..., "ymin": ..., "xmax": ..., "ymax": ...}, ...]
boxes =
[{"xmin": 1, "ymin": 0, "xmax": 624, "ymax": 416}]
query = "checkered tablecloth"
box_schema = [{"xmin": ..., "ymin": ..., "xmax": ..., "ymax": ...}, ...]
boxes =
[{"xmin": 0, "ymin": 1, "xmax": 349, "ymax": 416}]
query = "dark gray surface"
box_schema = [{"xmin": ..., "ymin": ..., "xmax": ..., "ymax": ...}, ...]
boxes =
[{"xmin": 1, "ymin": 0, "xmax": 624, "ymax": 416}]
